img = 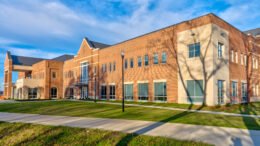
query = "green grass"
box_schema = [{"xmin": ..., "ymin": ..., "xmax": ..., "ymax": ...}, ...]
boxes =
[
  {"xmin": 0, "ymin": 101, "xmax": 259, "ymax": 130},
  {"xmin": 0, "ymin": 121, "xmax": 210, "ymax": 146},
  {"xmin": 97, "ymin": 99, "xmax": 260, "ymax": 115}
]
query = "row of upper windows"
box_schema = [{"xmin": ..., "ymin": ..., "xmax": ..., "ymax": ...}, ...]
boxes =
[
  {"xmin": 100, "ymin": 52, "xmax": 167, "ymax": 73},
  {"xmin": 230, "ymin": 50, "xmax": 258, "ymax": 69},
  {"xmin": 32, "ymin": 72, "xmax": 45, "ymax": 79}
]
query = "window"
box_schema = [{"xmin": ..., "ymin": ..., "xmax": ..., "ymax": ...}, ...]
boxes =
[
  {"xmin": 161, "ymin": 51, "xmax": 167, "ymax": 63},
  {"xmin": 154, "ymin": 53, "xmax": 158, "ymax": 64},
  {"xmin": 130, "ymin": 58, "xmax": 134, "ymax": 68},
  {"xmin": 244, "ymin": 55, "xmax": 247, "ymax": 65},
  {"xmin": 235, "ymin": 51, "xmax": 238, "ymax": 63},
  {"xmin": 113, "ymin": 62, "xmax": 116, "ymax": 71},
  {"xmin": 70, "ymin": 88, "xmax": 74, "ymax": 98},
  {"xmin": 217, "ymin": 80, "xmax": 224, "ymax": 104},
  {"xmin": 109, "ymin": 63, "xmax": 111, "ymax": 72},
  {"xmin": 109, "ymin": 85, "xmax": 115, "ymax": 100},
  {"xmin": 124, "ymin": 84, "xmax": 133, "ymax": 101},
  {"xmin": 241, "ymin": 83, "xmax": 247, "ymax": 103},
  {"xmin": 125, "ymin": 59, "xmax": 128, "ymax": 69},
  {"xmin": 218, "ymin": 43, "xmax": 223, "ymax": 58},
  {"xmin": 154, "ymin": 82, "xmax": 167, "ymax": 102},
  {"xmin": 257, "ymin": 84, "xmax": 259, "ymax": 96},
  {"xmin": 254, "ymin": 84, "xmax": 259, "ymax": 96},
  {"xmin": 256, "ymin": 58, "xmax": 258, "ymax": 69},
  {"xmin": 138, "ymin": 83, "xmax": 149, "ymax": 101},
  {"xmin": 105, "ymin": 64, "xmax": 107, "ymax": 72},
  {"xmin": 28, "ymin": 88, "xmax": 37, "ymax": 99},
  {"xmin": 101, "ymin": 85, "xmax": 107, "ymax": 100},
  {"xmin": 138, "ymin": 56, "xmax": 142, "ymax": 67},
  {"xmin": 231, "ymin": 81, "xmax": 237, "ymax": 104},
  {"xmin": 81, "ymin": 62, "xmax": 88, "ymax": 83},
  {"xmin": 187, "ymin": 80, "xmax": 204, "ymax": 103},
  {"xmin": 231, "ymin": 50, "xmax": 234, "ymax": 62},
  {"xmin": 144, "ymin": 55, "xmax": 149, "ymax": 66},
  {"xmin": 240, "ymin": 54, "xmax": 243, "ymax": 65},
  {"xmin": 188, "ymin": 43, "xmax": 200, "ymax": 58},
  {"xmin": 51, "ymin": 87, "xmax": 57, "ymax": 98},
  {"xmin": 101, "ymin": 64, "xmax": 103, "ymax": 73},
  {"xmin": 94, "ymin": 66, "xmax": 96, "ymax": 74},
  {"xmin": 52, "ymin": 72, "xmax": 56, "ymax": 78}
]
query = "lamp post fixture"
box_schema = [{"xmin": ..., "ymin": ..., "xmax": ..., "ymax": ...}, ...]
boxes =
[{"xmin": 121, "ymin": 50, "xmax": 125, "ymax": 112}]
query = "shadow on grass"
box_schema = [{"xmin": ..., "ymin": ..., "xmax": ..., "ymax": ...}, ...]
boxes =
[{"xmin": 116, "ymin": 104, "xmax": 205, "ymax": 145}]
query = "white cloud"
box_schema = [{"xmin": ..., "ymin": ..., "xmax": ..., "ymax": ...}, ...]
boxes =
[{"xmin": 7, "ymin": 48, "xmax": 64, "ymax": 59}]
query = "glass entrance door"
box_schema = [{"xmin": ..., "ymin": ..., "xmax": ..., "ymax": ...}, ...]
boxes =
[{"xmin": 81, "ymin": 87, "xmax": 88, "ymax": 99}]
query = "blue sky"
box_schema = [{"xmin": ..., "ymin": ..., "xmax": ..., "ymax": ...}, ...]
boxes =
[{"xmin": 0, "ymin": 0, "xmax": 260, "ymax": 91}]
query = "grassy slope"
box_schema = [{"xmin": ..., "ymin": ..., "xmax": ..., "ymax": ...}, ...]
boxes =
[
  {"xmin": 0, "ymin": 101, "xmax": 259, "ymax": 130},
  {"xmin": 0, "ymin": 122, "xmax": 210, "ymax": 146},
  {"xmin": 99, "ymin": 100, "xmax": 260, "ymax": 115}
]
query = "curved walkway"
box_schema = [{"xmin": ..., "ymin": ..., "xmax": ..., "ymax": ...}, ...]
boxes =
[{"xmin": 0, "ymin": 112, "xmax": 259, "ymax": 146}]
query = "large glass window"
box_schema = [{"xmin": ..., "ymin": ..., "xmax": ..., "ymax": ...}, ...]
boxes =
[
  {"xmin": 109, "ymin": 63, "xmax": 112, "ymax": 72},
  {"xmin": 241, "ymin": 83, "xmax": 247, "ymax": 103},
  {"xmin": 144, "ymin": 55, "xmax": 149, "ymax": 66},
  {"xmin": 154, "ymin": 53, "xmax": 158, "ymax": 64},
  {"xmin": 101, "ymin": 64, "xmax": 103, "ymax": 73},
  {"xmin": 81, "ymin": 62, "xmax": 88, "ymax": 83},
  {"xmin": 161, "ymin": 52, "xmax": 167, "ymax": 63},
  {"xmin": 105, "ymin": 64, "xmax": 107, "ymax": 72},
  {"xmin": 69, "ymin": 88, "xmax": 74, "ymax": 98},
  {"xmin": 187, "ymin": 80, "xmax": 204, "ymax": 103},
  {"xmin": 231, "ymin": 81, "xmax": 237, "ymax": 104},
  {"xmin": 101, "ymin": 85, "xmax": 107, "ymax": 100},
  {"xmin": 217, "ymin": 80, "xmax": 224, "ymax": 104},
  {"xmin": 235, "ymin": 52, "xmax": 238, "ymax": 63},
  {"xmin": 138, "ymin": 83, "xmax": 149, "ymax": 101},
  {"xmin": 125, "ymin": 59, "xmax": 128, "ymax": 69},
  {"xmin": 188, "ymin": 43, "xmax": 200, "ymax": 58},
  {"xmin": 51, "ymin": 87, "xmax": 57, "ymax": 98},
  {"xmin": 218, "ymin": 43, "xmax": 223, "ymax": 58},
  {"xmin": 138, "ymin": 56, "xmax": 142, "ymax": 67},
  {"xmin": 154, "ymin": 82, "xmax": 167, "ymax": 102},
  {"xmin": 130, "ymin": 58, "xmax": 134, "ymax": 68},
  {"xmin": 124, "ymin": 84, "xmax": 133, "ymax": 101},
  {"xmin": 28, "ymin": 88, "xmax": 37, "ymax": 99},
  {"xmin": 109, "ymin": 85, "xmax": 115, "ymax": 100}
]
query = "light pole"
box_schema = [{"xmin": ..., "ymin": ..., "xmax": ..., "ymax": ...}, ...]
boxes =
[
  {"xmin": 121, "ymin": 50, "xmax": 125, "ymax": 112},
  {"xmin": 94, "ymin": 74, "xmax": 97, "ymax": 103}
]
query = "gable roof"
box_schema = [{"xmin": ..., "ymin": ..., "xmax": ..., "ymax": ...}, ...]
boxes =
[
  {"xmin": 244, "ymin": 28, "xmax": 260, "ymax": 37},
  {"xmin": 51, "ymin": 54, "xmax": 74, "ymax": 61},
  {"xmin": 84, "ymin": 37, "xmax": 110, "ymax": 49},
  {"xmin": 11, "ymin": 55, "xmax": 46, "ymax": 66}
]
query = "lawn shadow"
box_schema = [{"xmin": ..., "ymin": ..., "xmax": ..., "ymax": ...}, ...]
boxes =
[
  {"xmin": 116, "ymin": 104, "xmax": 205, "ymax": 145},
  {"xmin": 235, "ymin": 103, "xmax": 260, "ymax": 145}
]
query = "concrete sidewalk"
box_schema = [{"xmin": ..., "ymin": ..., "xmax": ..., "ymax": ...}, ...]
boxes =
[{"xmin": 0, "ymin": 112, "xmax": 259, "ymax": 146}]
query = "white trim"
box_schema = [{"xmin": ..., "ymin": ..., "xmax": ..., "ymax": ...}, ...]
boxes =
[
  {"xmin": 109, "ymin": 83, "xmax": 115, "ymax": 85},
  {"xmin": 153, "ymin": 79, "xmax": 167, "ymax": 83},
  {"xmin": 231, "ymin": 79, "xmax": 238, "ymax": 82},
  {"xmin": 74, "ymin": 54, "xmax": 99, "ymax": 62},
  {"xmin": 124, "ymin": 82, "xmax": 133, "ymax": 84},
  {"xmin": 137, "ymin": 80, "xmax": 149, "ymax": 83},
  {"xmin": 101, "ymin": 83, "xmax": 107, "ymax": 86}
]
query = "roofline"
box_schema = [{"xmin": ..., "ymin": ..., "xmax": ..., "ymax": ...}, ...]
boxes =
[{"xmin": 101, "ymin": 13, "xmax": 255, "ymax": 49}]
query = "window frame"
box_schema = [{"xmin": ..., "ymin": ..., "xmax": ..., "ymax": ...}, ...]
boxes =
[
  {"xmin": 161, "ymin": 51, "xmax": 167, "ymax": 63},
  {"xmin": 138, "ymin": 56, "xmax": 142, "ymax": 67},
  {"xmin": 50, "ymin": 87, "xmax": 57, "ymax": 98},
  {"xmin": 154, "ymin": 53, "xmax": 158, "ymax": 64},
  {"xmin": 218, "ymin": 42, "xmax": 223, "ymax": 58},
  {"xmin": 154, "ymin": 82, "xmax": 167, "ymax": 102},
  {"xmin": 188, "ymin": 43, "xmax": 200, "ymax": 58},
  {"xmin": 138, "ymin": 83, "xmax": 149, "ymax": 101},
  {"xmin": 144, "ymin": 55, "xmax": 149, "ymax": 66}
]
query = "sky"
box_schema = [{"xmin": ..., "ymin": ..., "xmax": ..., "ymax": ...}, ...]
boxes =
[{"xmin": 0, "ymin": 0, "xmax": 260, "ymax": 91}]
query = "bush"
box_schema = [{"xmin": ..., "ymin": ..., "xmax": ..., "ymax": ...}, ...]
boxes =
[
  {"xmin": 215, "ymin": 104, "xmax": 221, "ymax": 108},
  {"xmin": 225, "ymin": 103, "xmax": 231, "ymax": 107}
]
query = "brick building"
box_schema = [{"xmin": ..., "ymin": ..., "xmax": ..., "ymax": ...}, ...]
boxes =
[{"xmin": 3, "ymin": 13, "xmax": 260, "ymax": 105}]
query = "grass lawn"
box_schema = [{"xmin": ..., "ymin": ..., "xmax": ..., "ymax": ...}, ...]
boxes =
[
  {"xmin": 0, "ymin": 101, "xmax": 259, "ymax": 130},
  {"xmin": 97, "ymin": 100, "xmax": 260, "ymax": 115},
  {"xmin": 0, "ymin": 122, "xmax": 210, "ymax": 146}
]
